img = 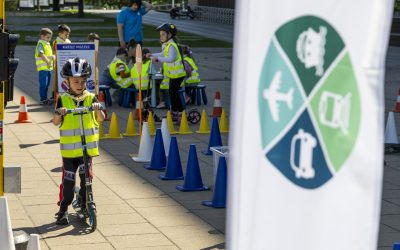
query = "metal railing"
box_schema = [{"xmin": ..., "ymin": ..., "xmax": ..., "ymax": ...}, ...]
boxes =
[
  {"xmin": 194, "ymin": 6, "xmax": 234, "ymax": 25},
  {"xmin": 153, "ymin": 4, "xmax": 172, "ymax": 11}
]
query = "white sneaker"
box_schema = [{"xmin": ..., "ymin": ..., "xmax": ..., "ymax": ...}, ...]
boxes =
[{"xmin": 156, "ymin": 102, "xmax": 166, "ymax": 109}]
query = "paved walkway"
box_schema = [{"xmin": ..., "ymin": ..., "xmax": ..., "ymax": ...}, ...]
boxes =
[{"xmin": 4, "ymin": 45, "xmax": 232, "ymax": 249}]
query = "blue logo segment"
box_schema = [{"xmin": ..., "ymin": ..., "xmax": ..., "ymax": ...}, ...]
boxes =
[{"xmin": 266, "ymin": 110, "xmax": 332, "ymax": 189}]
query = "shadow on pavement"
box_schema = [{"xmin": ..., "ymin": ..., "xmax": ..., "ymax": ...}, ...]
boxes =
[
  {"xmin": 15, "ymin": 214, "xmax": 94, "ymax": 239},
  {"xmin": 51, "ymin": 167, "xmax": 62, "ymax": 173},
  {"xmin": 200, "ymin": 242, "xmax": 225, "ymax": 250},
  {"xmin": 19, "ymin": 143, "xmax": 40, "ymax": 149},
  {"xmin": 43, "ymin": 139, "xmax": 59, "ymax": 144},
  {"xmin": 18, "ymin": 140, "xmax": 59, "ymax": 149}
]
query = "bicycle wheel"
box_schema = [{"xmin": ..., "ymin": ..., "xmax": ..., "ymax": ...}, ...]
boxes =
[
  {"xmin": 187, "ymin": 109, "xmax": 201, "ymax": 124},
  {"xmin": 87, "ymin": 203, "xmax": 97, "ymax": 232}
]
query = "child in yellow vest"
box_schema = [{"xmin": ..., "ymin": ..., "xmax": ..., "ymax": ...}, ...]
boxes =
[
  {"xmin": 182, "ymin": 45, "xmax": 201, "ymax": 85},
  {"xmin": 181, "ymin": 45, "xmax": 200, "ymax": 103},
  {"xmin": 131, "ymin": 48, "xmax": 153, "ymax": 97},
  {"xmin": 52, "ymin": 24, "xmax": 71, "ymax": 103},
  {"xmin": 53, "ymin": 57, "xmax": 104, "ymax": 225},
  {"xmin": 147, "ymin": 23, "xmax": 186, "ymax": 122},
  {"xmin": 35, "ymin": 28, "xmax": 55, "ymax": 105},
  {"xmin": 52, "ymin": 24, "xmax": 71, "ymax": 52}
]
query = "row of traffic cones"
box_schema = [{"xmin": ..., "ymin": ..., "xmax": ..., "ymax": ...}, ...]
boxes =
[
  {"xmin": 135, "ymin": 122, "xmax": 226, "ymax": 207},
  {"xmin": 99, "ymin": 109, "xmax": 229, "ymax": 139},
  {"xmin": 12, "ymin": 89, "xmax": 225, "ymax": 124},
  {"xmin": 13, "ymin": 92, "xmax": 229, "ymax": 136},
  {"xmin": 12, "ymin": 94, "xmax": 110, "ymax": 124},
  {"xmin": 131, "ymin": 115, "xmax": 224, "ymax": 163}
]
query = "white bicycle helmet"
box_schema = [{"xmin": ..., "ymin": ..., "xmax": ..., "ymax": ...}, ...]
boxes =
[{"xmin": 61, "ymin": 57, "xmax": 92, "ymax": 78}]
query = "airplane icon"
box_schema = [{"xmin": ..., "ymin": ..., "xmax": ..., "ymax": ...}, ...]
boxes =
[{"xmin": 263, "ymin": 71, "xmax": 294, "ymax": 122}]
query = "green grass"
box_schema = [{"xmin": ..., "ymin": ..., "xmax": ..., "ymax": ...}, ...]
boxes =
[{"xmin": 10, "ymin": 12, "xmax": 232, "ymax": 47}]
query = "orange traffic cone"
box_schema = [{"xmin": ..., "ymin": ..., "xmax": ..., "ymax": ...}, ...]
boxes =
[
  {"xmin": 394, "ymin": 88, "xmax": 400, "ymax": 112},
  {"xmin": 210, "ymin": 91, "xmax": 222, "ymax": 117},
  {"xmin": 99, "ymin": 92, "xmax": 110, "ymax": 121},
  {"xmin": 15, "ymin": 96, "xmax": 31, "ymax": 123},
  {"xmin": 135, "ymin": 95, "xmax": 143, "ymax": 120}
]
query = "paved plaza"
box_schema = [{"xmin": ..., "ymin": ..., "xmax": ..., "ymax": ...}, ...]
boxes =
[{"xmin": 2, "ymin": 10, "xmax": 400, "ymax": 250}]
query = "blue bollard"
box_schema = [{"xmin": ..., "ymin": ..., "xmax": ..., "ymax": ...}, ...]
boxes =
[{"xmin": 159, "ymin": 137, "xmax": 184, "ymax": 180}]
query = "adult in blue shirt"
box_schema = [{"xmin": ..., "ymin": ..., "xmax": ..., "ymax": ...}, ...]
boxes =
[{"xmin": 117, "ymin": 0, "xmax": 153, "ymax": 48}]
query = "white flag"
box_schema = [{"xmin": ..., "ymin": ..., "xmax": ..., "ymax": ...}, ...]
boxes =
[{"xmin": 227, "ymin": 1, "xmax": 394, "ymax": 249}]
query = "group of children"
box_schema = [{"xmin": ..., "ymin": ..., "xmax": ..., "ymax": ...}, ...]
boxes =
[
  {"xmin": 40, "ymin": 22, "xmax": 201, "ymax": 225},
  {"xmin": 99, "ymin": 23, "xmax": 202, "ymax": 123},
  {"xmin": 35, "ymin": 24, "xmax": 100, "ymax": 105}
]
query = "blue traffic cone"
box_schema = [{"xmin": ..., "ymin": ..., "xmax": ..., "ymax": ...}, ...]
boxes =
[
  {"xmin": 144, "ymin": 129, "xmax": 166, "ymax": 170},
  {"xmin": 202, "ymin": 157, "xmax": 227, "ymax": 208},
  {"xmin": 159, "ymin": 137, "xmax": 184, "ymax": 180},
  {"xmin": 394, "ymin": 243, "xmax": 400, "ymax": 250},
  {"xmin": 176, "ymin": 144, "xmax": 209, "ymax": 191},
  {"xmin": 202, "ymin": 118, "xmax": 222, "ymax": 155}
]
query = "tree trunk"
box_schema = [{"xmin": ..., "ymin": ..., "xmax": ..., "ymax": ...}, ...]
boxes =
[
  {"xmin": 78, "ymin": 0, "xmax": 84, "ymax": 17},
  {"xmin": 53, "ymin": 0, "xmax": 60, "ymax": 11}
]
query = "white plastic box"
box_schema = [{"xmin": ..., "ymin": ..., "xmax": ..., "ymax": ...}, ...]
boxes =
[{"xmin": 210, "ymin": 146, "xmax": 229, "ymax": 183}]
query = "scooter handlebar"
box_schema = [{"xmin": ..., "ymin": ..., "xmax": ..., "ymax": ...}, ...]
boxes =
[{"xmin": 65, "ymin": 105, "xmax": 104, "ymax": 114}]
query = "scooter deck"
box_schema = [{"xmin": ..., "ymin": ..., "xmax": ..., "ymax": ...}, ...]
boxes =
[{"xmin": 72, "ymin": 199, "xmax": 87, "ymax": 221}]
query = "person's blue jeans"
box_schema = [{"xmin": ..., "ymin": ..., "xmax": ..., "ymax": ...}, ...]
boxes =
[
  {"xmin": 38, "ymin": 70, "xmax": 52, "ymax": 101},
  {"xmin": 99, "ymin": 70, "xmax": 120, "ymax": 89}
]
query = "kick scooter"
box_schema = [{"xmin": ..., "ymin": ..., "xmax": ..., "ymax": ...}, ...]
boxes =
[{"xmin": 66, "ymin": 106, "xmax": 102, "ymax": 232}]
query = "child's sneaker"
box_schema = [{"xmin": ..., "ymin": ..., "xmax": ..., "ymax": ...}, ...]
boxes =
[{"xmin": 55, "ymin": 211, "xmax": 69, "ymax": 225}]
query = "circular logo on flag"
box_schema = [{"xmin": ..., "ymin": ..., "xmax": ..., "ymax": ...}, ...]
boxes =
[
  {"xmin": 86, "ymin": 80, "xmax": 95, "ymax": 91},
  {"xmin": 259, "ymin": 16, "xmax": 361, "ymax": 189}
]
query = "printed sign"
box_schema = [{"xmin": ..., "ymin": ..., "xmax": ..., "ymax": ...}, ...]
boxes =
[{"xmin": 56, "ymin": 43, "xmax": 96, "ymax": 93}]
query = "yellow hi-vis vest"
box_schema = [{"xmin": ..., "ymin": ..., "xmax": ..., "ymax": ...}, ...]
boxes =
[
  {"xmin": 160, "ymin": 69, "xmax": 184, "ymax": 90},
  {"xmin": 59, "ymin": 93, "xmax": 99, "ymax": 158},
  {"xmin": 52, "ymin": 37, "xmax": 71, "ymax": 51},
  {"xmin": 184, "ymin": 56, "xmax": 201, "ymax": 84},
  {"xmin": 163, "ymin": 42, "xmax": 186, "ymax": 79},
  {"xmin": 109, "ymin": 58, "xmax": 132, "ymax": 88},
  {"xmin": 35, "ymin": 40, "xmax": 53, "ymax": 71},
  {"xmin": 131, "ymin": 60, "xmax": 151, "ymax": 90},
  {"xmin": 160, "ymin": 76, "xmax": 169, "ymax": 90}
]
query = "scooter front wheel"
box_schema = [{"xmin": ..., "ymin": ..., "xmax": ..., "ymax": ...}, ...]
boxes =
[{"xmin": 87, "ymin": 203, "xmax": 97, "ymax": 232}]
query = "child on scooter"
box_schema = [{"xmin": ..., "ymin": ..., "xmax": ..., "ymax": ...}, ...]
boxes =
[{"xmin": 53, "ymin": 57, "xmax": 104, "ymax": 225}]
